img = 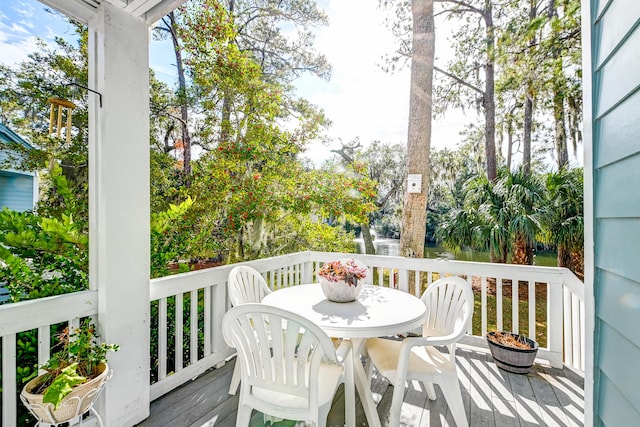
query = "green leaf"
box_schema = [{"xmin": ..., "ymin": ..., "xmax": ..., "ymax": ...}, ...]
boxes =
[{"xmin": 42, "ymin": 363, "xmax": 86, "ymax": 409}]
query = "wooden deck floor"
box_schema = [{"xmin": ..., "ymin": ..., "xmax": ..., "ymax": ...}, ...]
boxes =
[{"xmin": 136, "ymin": 345, "xmax": 584, "ymax": 427}]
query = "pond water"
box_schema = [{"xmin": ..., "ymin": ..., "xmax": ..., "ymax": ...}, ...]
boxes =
[{"xmin": 354, "ymin": 237, "xmax": 557, "ymax": 267}]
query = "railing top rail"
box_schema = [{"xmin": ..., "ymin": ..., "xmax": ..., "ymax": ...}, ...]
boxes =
[
  {"xmin": 562, "ymin": 270, "xmax": 585, "ymax": 300},
  {"xmin": 149, "ymin": 250, "xmax": 584, "ymax": 301},
  {"xmin": 149, "ymin": 252, "xmax": 313, "ymax": 300},
  {"xmin": 307, "ymin": 250, "xmax": 575, "ymax": 279},
  {"xmin": 0, "ymin": 290, "xmax": 98, "ymax": 337}
]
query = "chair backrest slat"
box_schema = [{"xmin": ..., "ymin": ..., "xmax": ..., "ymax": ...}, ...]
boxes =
[
  {"xmin": 228, "ymin": 266, "xmax": 272, "ymax": 306},
  {"xmin": 421, "ymin": 276, "xmax": 474, "ymax": 341}
]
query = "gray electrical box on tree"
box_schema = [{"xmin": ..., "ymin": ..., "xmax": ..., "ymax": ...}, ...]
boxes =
[{"xmin": 407, "ymin": 174, "xmax": 422, "ymax": 193}]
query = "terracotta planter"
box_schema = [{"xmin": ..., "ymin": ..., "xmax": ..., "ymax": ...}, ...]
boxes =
[
  {"xmin": 487, "ymin": 332, "xmax": 538, "ymax": 374},
  {"xmin": 319, "ymin": 277, "xmax": 363, "ymax": 302},
  {"xmin": 21, "ymin": 363, "xmax": 109, "ymax": 424}
]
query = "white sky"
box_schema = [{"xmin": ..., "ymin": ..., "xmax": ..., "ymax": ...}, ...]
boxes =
[{"xmin": 296, "ymin": 0, "xmax": 475, "ymax": 166}]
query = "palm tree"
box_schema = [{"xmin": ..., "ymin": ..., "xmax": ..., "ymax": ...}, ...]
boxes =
[
  {"xmin": 540, "ymin": 167, "xmax": 584, "ymax": 278},
  {"xmin": 438, "ymin": 173, "xmax": 510, "ymax": 263},
  {"xmin": 499, "ymin": 170, "xmax": 544, "ymax": 265},
  {"xmin": 438, "ymin": 168, "xmax": 543, "ymax": 265},
  {"xmin": 467, "ymin": 173, "xmax": 510, "ymax": 263}
]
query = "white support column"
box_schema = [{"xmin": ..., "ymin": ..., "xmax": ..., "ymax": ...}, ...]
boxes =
[{"xmin": 88, "ymin": 3, "xmax": 150, "ymax": 425}]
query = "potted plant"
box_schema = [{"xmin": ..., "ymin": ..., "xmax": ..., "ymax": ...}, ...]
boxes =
[
  {"xmin": 486, "ymin": 331, "xmax": 538, "ymax": 374},
  {"xmin": 317, "ymin": 258, "xmax": 368, "ymax": 302},
  {"xmin": 20, "ymin": 320, "xmax": 119, "ymax": 424}
]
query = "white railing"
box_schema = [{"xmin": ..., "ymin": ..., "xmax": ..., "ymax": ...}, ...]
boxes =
[
  {"xmin": 312, "ymin": 251, "xmax": 585, "ymax": 371},
  {"xmin": 147, "ymin": 253, "xmax": 315, "ymax": 400},
  {"xmin": 1, "ymin": 251, "xmax": 585, "ymax": 424},
  {"xmin": 149, "ymin": 250, "xmax": 586, "ymax": 403},
  {"xmin": 0, "ymin": 290, "xmax": 98, "ymax": 427}
]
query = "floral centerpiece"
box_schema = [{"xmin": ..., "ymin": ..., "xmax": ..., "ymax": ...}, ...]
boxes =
[{"xmin": 318, "ymin": 258, "xmax": 368, "ymax": 302}]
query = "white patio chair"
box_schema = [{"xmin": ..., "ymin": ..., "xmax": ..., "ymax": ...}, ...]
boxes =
[
  {"xmin": 365, "ymin": 276, "xmax": 474, "ymax": 427},
  {"xmin": 222, "ymin": 303, "xmax": 354, "ymax": 427},
  {"xmin": 227, "ymin": 265, "xmax": 272, "ymax": 395},
  {"xmin": 227, "ymin": 265, "xmax": 272, "ymax": 307}
]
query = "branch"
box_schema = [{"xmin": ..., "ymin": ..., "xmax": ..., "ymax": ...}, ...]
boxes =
[
  {"xmin": 434, "ymin": 0, "xmax": 485, "ymax": 16},
  {"xmin": 377, "ymin": 179, "xmax": 402, "ymax": 209},
  {"xmin": 434, "ymin": 66, "xmax": 484, "ymax": 95},
  {"xmin": 330, "ymin": 139, "xmax": 361, "ymax": 165},
  {"xmin": 151, "ymin": 105, "xmax": 188, "ymax": 127},
  {"xmin": 330, "ymin": 147, "xmax": 355, "ymax": 164},
  {"xmin": 153, "ymin": 25, "xmax": 171, "ymax": 34}
]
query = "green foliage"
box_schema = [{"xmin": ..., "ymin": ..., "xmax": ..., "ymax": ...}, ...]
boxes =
[
  {"xmin": 0, "ymin": 165, "xmax": 88, "ymax": 302},
  {"xmin": 437, "ymin": 166, "xmax": 583, "ymax": 267},
  {"xmin": 540, "ymin": 167, "xmax": 584, "ymax": 251},
  {"xmin": 42, "ymin": 363, "xmax": 86, "ymax": 409},
  {"xmin": 438, "ymin": 168, "xmax": 545, "ymax": 263},
  {"xmin": 150, "ymin": 197, "xmax": 197, "ymax": 278},
  {"xmin": 32, "ymin": 320, "xmax": 118, "ymax": 409}
]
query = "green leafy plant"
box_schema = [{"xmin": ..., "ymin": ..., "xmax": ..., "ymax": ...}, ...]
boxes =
[{"xmin": 26, "ymin": 320, "xmax": 119, "ymax": 409}]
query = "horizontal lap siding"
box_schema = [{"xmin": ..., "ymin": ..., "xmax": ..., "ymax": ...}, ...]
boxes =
[
  {"xmin": 595, "ymin": 89, "xmax": 640, "ymax": 167},
  {"xmin": 597, "ymin": 271, "xmax": 640, "ymax": 346},
  {"xmin": 592, "ymin": 0, "xmax": 640, "ymax": 424},
  {"xmin": 597, "ymin": 374, "xmax": 640, "ymax": 426},
  {"xmin": 0, "ymin": 174, "xmax": 34, "ymax": 212}
]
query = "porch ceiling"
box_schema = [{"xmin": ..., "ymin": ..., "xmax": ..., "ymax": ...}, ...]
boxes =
[{"xmin": 37, "ymin": 0, "xmax": 187, "ymax": 25}]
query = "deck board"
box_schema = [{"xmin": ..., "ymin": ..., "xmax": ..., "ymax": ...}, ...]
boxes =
[{"xmin": 137, "ymin": 345, "xmax": 584, "ymax": 427}]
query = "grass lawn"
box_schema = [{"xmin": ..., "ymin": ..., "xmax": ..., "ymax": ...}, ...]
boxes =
[{"xmin": 472, "ymin": 292, "xmax": 548, "ymax": 347}]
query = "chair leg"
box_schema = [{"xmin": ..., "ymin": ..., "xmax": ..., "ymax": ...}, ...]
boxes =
[
  {"xmin": 439, "ymin": 378, "xmax": 468, "ymax": 427},
  {"xmin": 425, "ymin": 382, "xmax": 437, "ymax": 400},
  {"xmin": 387, "ymin": 374, "xmax": 407, "ymax": 427},
  {"xmin": 235, "ymin": 404, "xmax": 252, "ymax": 427},
  {"xmin": 344, "ymin": 350, "xmax": 355, "ymax": 427},
  {"xmin": 229, "ymin": 362, "xmax": 240, "ymax": 395}
]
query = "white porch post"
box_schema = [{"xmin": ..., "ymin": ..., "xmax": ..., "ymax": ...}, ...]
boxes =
[{"xmin": 88, "ymin": 3, "xmax": 150, "ymax": 426}]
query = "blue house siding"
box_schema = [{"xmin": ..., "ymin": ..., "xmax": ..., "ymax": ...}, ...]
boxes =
[
  {"xmin": 0, "ymin": 172, "xmax": 35, "ymax": 212},
  {"xmin": 590, "ymin": 1, "xmax": 640, "ymax": 424},
  {"xmin": 0, "ymin": 124, "xmax": 37, "ymax": 212}
]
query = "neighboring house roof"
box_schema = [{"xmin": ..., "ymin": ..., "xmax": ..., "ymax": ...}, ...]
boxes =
[
  {"xmin": 0, "ymin": 123, "xmax": 34, "ymax": 149},
  {"xmin": 0, "ymin": 123, "xmax": 36, "ymax": 177}
]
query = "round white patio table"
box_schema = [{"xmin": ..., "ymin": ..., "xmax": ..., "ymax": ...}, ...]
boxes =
[{"xmin": 262, "ymin": 283, "xmax": 426, "ymax": 427}]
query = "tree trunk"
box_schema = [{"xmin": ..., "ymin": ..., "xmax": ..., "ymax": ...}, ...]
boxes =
[
  {"xmin": 400, "ymin": 0, "xmax": 435, "ymax": 259},
  {"xmin": 220, "ymin": 0, "xmax": 236, "ymax": 145},
  {"xmin": 168, "ymin": 12, "xmax": 192, "ymax": 182},
  {"xmin": 220, "ymin": 96, "xmax": 232, "ymax": 144},
  {"xmin": 506, "ymin": 116, "xmax": 513, "ymax": 170},
  {"xmin": 522, "ymin": 95, "xmax": 533, "ymax": 175},
  {"xmin": 483, "ymin": 1, "xmax": 497, "ymax": 182},
  {"xmin": 548, "ymin": 0, "xmax": 569, "ymax": 170},
  {"xmin": 558, "ymin": 243, "xmax": 584, "ymax": 280},
  {"xmin": 570, "ymin": 246, "xmax": 584, "ymax": 280},
  {"xmin": 512, "ymin": 234, "xmax": 534, "ymax": 265},
  {"xmin": 522, "ymin": 0, "xmax": 537, "ymax": 176},
  {"xmin": 557, "ymin": 244, "xmax": 571, "ymax": 268},
  {"xmin": 554, "ymin": 92, "xmax": 568, "ymax": 169},
  {"xmin": 360, "ymin": 222, "xmax": 376, "ymax": 255}
]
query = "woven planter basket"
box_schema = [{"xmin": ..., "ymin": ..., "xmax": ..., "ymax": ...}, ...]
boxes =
[
  {"xmin": 486, "ymin": 332, "xmax": 538, "ymax": 374},
  {"xmin": 21, "ymin": 362, "xmax": 109, "ymax": 424}
]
